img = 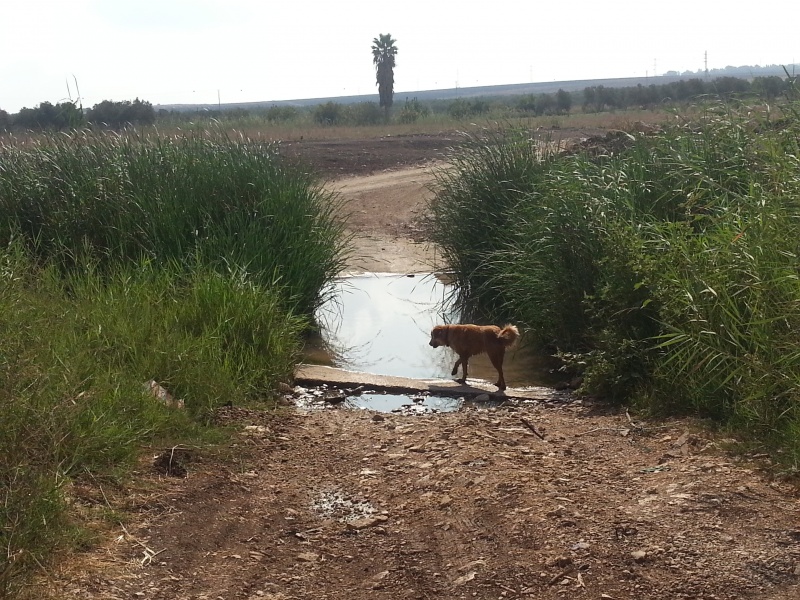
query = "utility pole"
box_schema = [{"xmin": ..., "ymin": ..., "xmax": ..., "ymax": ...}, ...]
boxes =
[{"xmin": 704, "ymin": 51, "xmax": 709, "ymax": 78}]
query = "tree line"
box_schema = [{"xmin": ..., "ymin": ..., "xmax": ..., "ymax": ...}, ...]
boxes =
[
  {"xmin": 1, "ymin": 74, "xmax": 795, "ymax": 133},
  {"xmin": 0, "ymin": 98, "xmax": 155, "ymax": 132}
]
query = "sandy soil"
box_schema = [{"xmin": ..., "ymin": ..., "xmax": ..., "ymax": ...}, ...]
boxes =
[
  {"xmin": 330, "ymin": 164, "xmax": 442, "ymax": 274},
  {"xmin": 40, "ymin": 133, "xmax": 800, "ymax": 600}
]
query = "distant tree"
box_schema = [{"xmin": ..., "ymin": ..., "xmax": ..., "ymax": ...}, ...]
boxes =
[
  {"xmin": 516, "ymin": 94, "xmax": 538, "ymax": 113},
  {"xmin": 87, "ymin": 99, "xmax": 155, "ymax": 129},
  {"xmin": 0, "ymin": 108, "xmax": 9, "ymax": 131},
  {"xmin": 751, "ymin": 76, "xmax": 786, "ymax": 101},
  {"xmin": 14, "ymin": 101, "xmax": 83, "ymax": 130},
  {"xmin": 265, "ymin": 105, "xmax": 299, "ymax": 123},
  {"xmin": 535, "ymin": 93, "xmax": 555, "ymax": 115},
  {"xmin": 372, "ymin": 33, "xmax": 398, "ymax": 121},
  {"xmin": 447, "ymin": 98, "xmax": 489, "ymax": 120},
  {"xmin": 555, "ymin": 89, "xmax": 572, "ymax": 114}
]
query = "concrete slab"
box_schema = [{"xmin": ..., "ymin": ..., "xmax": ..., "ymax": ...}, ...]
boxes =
[{"xmin": 294, "ymin": 364, "xmax": 563, "ymax": 402}]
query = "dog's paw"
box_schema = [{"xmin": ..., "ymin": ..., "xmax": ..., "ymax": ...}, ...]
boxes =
[
  {"xmin": 451, "ymin": 368, "xmax": 459, "ymax": 376},
  {"xmin": 456, "ymin": 377, "xmax": 466, "ymax": 385}
]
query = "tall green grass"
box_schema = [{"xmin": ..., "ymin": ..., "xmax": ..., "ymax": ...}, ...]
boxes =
[
  {"xmin": 0, "ymin": 130, "xmax": 349, "ymax": 315},
  {"xmin": 429, "ymin": 101, "xmax": 800, "ymax": 465},
  {"xmin": 0, "ymin": 240, "xmax": 308, "ymax": 596},
  {"xmin": 0, "ymin": 130, "xmax": 350, "ymax": 596}
]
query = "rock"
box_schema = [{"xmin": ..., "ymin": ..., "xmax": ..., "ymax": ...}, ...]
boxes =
[
  {"xmin": 371, "ymin": 414, "xmax": 385, "ymax": 422},
  {"xmin": 474, "ymin": 394, "xmax": 491, "ymax": 402},
  {"xmin": 296, "ymin": 552, "xmax": 319, "ymax": 563},
  {"xmin": 571, "ymin": 541, "xmax": 590, "ymax": 551},
  {"xmin": 546, "ymin": 556, "xmax": 573, "ymax": 569},
  {"xmin": 143, "ymin": 379, "xmax": 184, "ymax": 409},
  {"xmin": 631, "ymin": 550, "xmax": 647, "ymax": 562},
  {"xmin": 453, "ymin": 571, "xmax": 476, "ymax": 586},
  {"xmin": 553, "ymin": 381, "xmax": 570, "ymax": 391},
  {"xmin": 323, "ymin": 390, "xmax": 347, "ymax": 404},
  {"xmin": 438, "ymin": 494, "xmax": 453, "ymax": 509},
  {"xmin": 346, "ymin": 515, "xmax": 389, "ymax": 530}
]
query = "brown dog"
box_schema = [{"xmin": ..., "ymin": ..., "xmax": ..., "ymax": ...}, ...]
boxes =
[{"xmin": 429, "ymin": 324, "xmax": 520, "ymax": 391}]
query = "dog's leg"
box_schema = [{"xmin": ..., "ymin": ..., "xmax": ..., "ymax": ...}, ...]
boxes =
[
  {"xmin": 489, "ymin": 348, "xmax": 507, "ymax": 391},
  {"xmin": 455, "ymin": 355, "xmax": 469, "ymax": 384},
  {"xmin": 451, "ymin": 357, "xmax": 462, "ymax": 377}
]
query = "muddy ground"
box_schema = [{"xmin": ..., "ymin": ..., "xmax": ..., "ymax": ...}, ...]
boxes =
[{"xmin": 43, "ymin": 132, "xmax": 800, "ymax": 600}]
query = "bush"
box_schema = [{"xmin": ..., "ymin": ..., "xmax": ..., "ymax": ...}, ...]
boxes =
[
  {"xmin": 398, "ymin": 97, "xmax": 428, "ymax": 124},
  {"xmin": 313, "ymin": 101, "xmax": 344, "ymax": 125},
  {"xmin": 345, "ymin": 102, "xmax": 383, "ymax": 126}
]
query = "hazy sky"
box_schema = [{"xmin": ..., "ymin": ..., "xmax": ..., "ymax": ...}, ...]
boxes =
[{"xmin": 2, "ymin": 0, "xmax": 797, "ymax": 112}]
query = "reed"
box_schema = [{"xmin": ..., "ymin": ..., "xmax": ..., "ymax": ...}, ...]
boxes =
[
  {"xmin": 428, "ymin": 99, "xmax": 800, "ymax": 466},
  {"xmin": 0, "ymin": 129, "xmax": 349, "ymax": 316}
]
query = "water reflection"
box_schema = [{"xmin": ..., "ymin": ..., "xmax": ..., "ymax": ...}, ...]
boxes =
[
  {"xmin": 346, "ymin": 393, "xmax": 463, "ymax": 413},
  {"xmin": 309, "ymin": 273, "xmax": 554, "ymax": 388}
]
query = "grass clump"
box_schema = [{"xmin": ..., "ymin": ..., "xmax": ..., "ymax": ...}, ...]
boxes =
[{"xmin": 429, "ymin": 100, "xmax": 800, "ymax": 467}]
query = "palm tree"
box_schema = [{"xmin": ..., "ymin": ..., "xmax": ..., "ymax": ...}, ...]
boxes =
[{"xmin": 372, "ymin": 34, "xmax": 398, "ymax": 121}]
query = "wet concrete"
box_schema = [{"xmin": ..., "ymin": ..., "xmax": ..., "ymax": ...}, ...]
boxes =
[{"xmin": 294, "ymin": 364, "xmax": 562, "ymax": 403}]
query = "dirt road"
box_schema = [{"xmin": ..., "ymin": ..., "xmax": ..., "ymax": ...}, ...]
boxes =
[
  {"xmin": 330, "ymin": 164, "xmax": 440, "ymax": 274},
  {"xmin": 44, "ymin": 136, "xmax": 800, "ymax": 600}
]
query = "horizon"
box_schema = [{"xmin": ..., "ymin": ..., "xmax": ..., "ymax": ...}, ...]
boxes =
[
  {"xmin": 152, "ymin": 64, "xmax": 797, "ymax": 110},
  {"xmin": 3, "ymin": 0, "xmax": 798, "ymax": 114}
]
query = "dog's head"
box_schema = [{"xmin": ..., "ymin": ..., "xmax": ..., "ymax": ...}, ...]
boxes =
[{"xmin": 429, "ymin": 325, "xmax": 448, "ymax": 348}]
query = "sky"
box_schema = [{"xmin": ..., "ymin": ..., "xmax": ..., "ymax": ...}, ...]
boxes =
[{"xmin": 2, "ymin": 0, "xmax": 797, "ymax": 113}]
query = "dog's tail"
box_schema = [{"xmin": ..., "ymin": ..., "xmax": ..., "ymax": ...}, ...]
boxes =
[{"xmin": 498, "ymin": 324, "xmax": 520, "ymax": 347}]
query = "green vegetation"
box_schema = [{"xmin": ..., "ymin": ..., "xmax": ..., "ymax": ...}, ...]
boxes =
[
  {"xmin": 429, "ymin": 97, "xmax": 800, "ymax": 467},
  {"xmin": 0, "ymin": 131, "xmax": 348, "ymax": 315},
  {"xmin": 0, "ymin": 130, "xmax": 348, "ymax": 595}
]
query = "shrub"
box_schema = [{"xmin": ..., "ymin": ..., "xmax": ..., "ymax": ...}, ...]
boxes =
[{"xmin": 313, "ymin": 101, "xmax": 344, "ymax": 125}]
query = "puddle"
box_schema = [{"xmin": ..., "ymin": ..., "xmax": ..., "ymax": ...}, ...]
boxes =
[
  {"xmin": 307, "ymin": 273, "xmax": 559, "ymax": 405},
  {"xmin": 346, "ymin": 393, "xmax": 462, "ymax": 414},
  {"xmin": 292, "ymin": 386, "xmax": 462, "ymax": 414}
]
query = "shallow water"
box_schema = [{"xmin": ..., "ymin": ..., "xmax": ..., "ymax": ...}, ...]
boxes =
[{"xmin": 307, "ymin": 273, "xmax": 556, "ymax": 390}]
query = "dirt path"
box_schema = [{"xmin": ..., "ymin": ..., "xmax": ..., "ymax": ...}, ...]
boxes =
[
  {"xmin": 43, "ymin": 143, "xmax": 800, "ymax": 600},
  {"xmin": 331, "ymin": 164, "xmax": 441, "ymax": 274}
]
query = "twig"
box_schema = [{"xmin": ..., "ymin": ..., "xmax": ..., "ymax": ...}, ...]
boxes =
[
  {"xmin": 496, "ymin": 582, "xmax": 518, "ymax": 594},
  {"xmin": 119, "ymin": 522, "xmax": 166, "ymax": 566},
  {"xmin": 519, "ymin": 417, "xmax": 545, "ymax": 440},
  {"xmin": 577, "ymin": 572, "xmax": 586, "ymax": 588},
  {"xmin": 548, "ymin": 566, "xmax": 575, "ymax": 586}
]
